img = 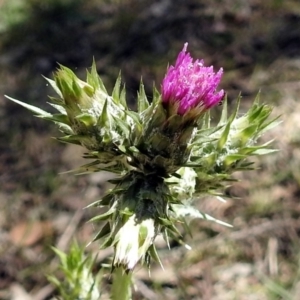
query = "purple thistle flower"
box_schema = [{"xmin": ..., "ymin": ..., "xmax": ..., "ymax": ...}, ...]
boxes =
[{"xmin": 162, "ymin": 43, "xmax": 225, "ymax": 115}]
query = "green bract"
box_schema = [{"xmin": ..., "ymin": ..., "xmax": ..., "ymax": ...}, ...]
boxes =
[{"xmin": 5, "ymin": 62, "xmax": 279, "ymax": 271}]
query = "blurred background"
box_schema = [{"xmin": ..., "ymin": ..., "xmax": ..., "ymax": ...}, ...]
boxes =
[{"xmin": 1, "ymin": 0, "xmax": 300, "ymax": 299}]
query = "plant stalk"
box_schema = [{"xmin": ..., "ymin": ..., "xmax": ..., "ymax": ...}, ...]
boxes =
[{"xmin": 111, "ymin": 267, "xmax": 132, "ymax": 300}]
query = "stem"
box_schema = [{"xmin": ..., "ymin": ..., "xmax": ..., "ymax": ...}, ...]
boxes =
[{"xmin": 111, "ymin": 267, "xmax": 132, "ymax": 300}]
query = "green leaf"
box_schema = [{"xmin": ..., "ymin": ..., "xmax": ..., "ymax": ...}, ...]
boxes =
[
  {"xmin": 72, "ymin": 77, "xmax": 82, "ymax": 98},
  {"xmin": 43, "ymin": 76, "xmax": 63, "ymax": 98},
  {"xmin": 47, "ymin": 275, "xmax": 61, "ymax": 288},
  {"xmin": 249, "ymin": 104, "xmax": 265, "ymax": 122},
  {"xmin": 82, "ymin": 82, "xmax": 94, "ymax": 97},
  {"xmin": 170, "ymin": 172, "xmax": 182, "ymax": 179},
  {"xmin": 54, "ymin": 66, "xmax": 75, "ymax": 98},
  {"xmin": 148, "ymin": 244, "xmax": 164, "ymax": 269},
  {"xmin": 223, "ymin": 154, "xmax": 246, "ymax": 166},
  {"xmin": 218, "ymin": 96, "xmax": 228, "ymax": 125},
  {"xmin": 152, "ymin": 85, "xmax": 161, "ymax": 104},
  {"xmin": 47, "ymin": 101, "xmax": 66, "ymax": 113},
  {"xmin": 172, "ymin": 204, "xmax": 232, "ymax": 227},
  {"xmin": 192, "ymin": 136, "xmax": 218, "ymax": 146},
  {"xmin": 239, "ymin": 124, "xmax": 258, "ymax": 145},
  {"xmin": 217, "ymin": 121, "xmax": 231, "ymax": 151},
  {"xmin": 228, "ymin": 94, "xmax": 241, "ymax": 124},
  {"xmin": 248, "ymin": 92, "xmax": 260, "ymax": 114},
  {"xmin": 251, "ymin": 148, "xmax": 278, "ymax": 155},
  {"xmin": 56, "ymin": 135, "xmax": 88, "ymax": 145},
  {"xmin": 117, "ymin": 144, "xmax": 126, "ymax": 153},
  {"xmin": 92, "ymin": 222, "xmax": 111, "ymax": 243},
  {"xmin": 97, "ymin": 98, "xmax": 109, "ymax": 127},
  {"xmin": 194, "ymin": 126, "xmax": 223, "ymax": 144},
  {"xmin": 85, "ymin": 199, "xmax": 102, "ymax": 208},
  {"xmin": 183, "ymin": 162, "xmax": 201, "ymax": 168},
  {"xmin": 43, "ymin": 113, "xmax": 70, "ymax": 125},
  {"xmin": 201, "ymin": 111, "xmax": 211, "ymax": 129},
  {"xmin": 75, "ymin": 113, "xmax": 96, "ymax": 126},
  {"xmin": 5, "ymin": 96, "xmax": 53, "ymax": 117},
  {"xmin": 165, "ymin": 222, "xmax": 182, "ymax": 237},
  {"xmin": 112, "ymin": 115, "xmax": 130, "ymax": 138},
  {"xmin": 61, "ymin": 160, "xmax": 101, "ymax": 175},
  {"xmin": 89, "ymin": 204, "xmax": 117, "ymax": 222},
  {"xmin": 119, "ymin": 85, "xmax": 127, "ymax": 108},
  {"xmin": 55, "ymin": 123, "xmax": 73, "ymax": 134},
  {"xmin": 234, "ymin": 161, "xmax": 255, "ymax": 171},
  {"xmin": 150, "ymin": 102, "xmax": 166, "ymax": 126},
  {"xmin": 99, "ymin": 193, "xmax": 115, "ymax": 206},
  {"xmin": 137, "ymin": 79, "xmax": 150, "ymax": 113},
  {"xmin": 125, "ymin": 110, "xmax": 140, "ymax": 124},
  {"xmin": 51, "ymin": 247, "xmax": 67, "ymax": 264},
  {"xmin": 55, "ymin": 135, "xmax": 82, "ymax": 145},
  {"xmin": 181, "ymin": 218, "xmax": 193, "ymax": 237},
  {"xmin": 112, "ymin": 72, "xmax": 122, "ymax": 104},
  {"xmin": 158, "ymin": 217, "xmax": 173, "ymax": 226},
  {"xmin": 87, "ymin": 59, "xmax": 101, "ymax": 90},
  {"xmin": 259, "ymin": 116, "xmax": 282, "ymax": 134},
  {"xmin": 94, "ymin": 69, "xmax": 107, "ymax": 94}
]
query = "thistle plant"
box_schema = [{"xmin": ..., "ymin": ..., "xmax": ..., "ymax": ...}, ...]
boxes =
[
  {"xmin": 6, "ymin": 43, "xmax": 279, "ymax": 298},
  {"xmin": 47, "ymin": 242, "xmax": 101, "ymax": 300}
]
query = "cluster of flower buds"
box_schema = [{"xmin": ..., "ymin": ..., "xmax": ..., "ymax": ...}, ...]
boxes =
[{"xmin": 6, "ymin": 43, "xmax": 278, "ymax": 271}]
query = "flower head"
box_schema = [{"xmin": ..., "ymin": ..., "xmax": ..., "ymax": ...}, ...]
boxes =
[{"xmin": 162, "ymin": 43, "xmax": 225, "ymax": 115}]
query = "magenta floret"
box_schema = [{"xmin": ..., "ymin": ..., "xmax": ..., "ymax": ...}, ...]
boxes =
[{"xmin": 162, "ymin": 43, "xmax": 225, "ymax": 115}]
